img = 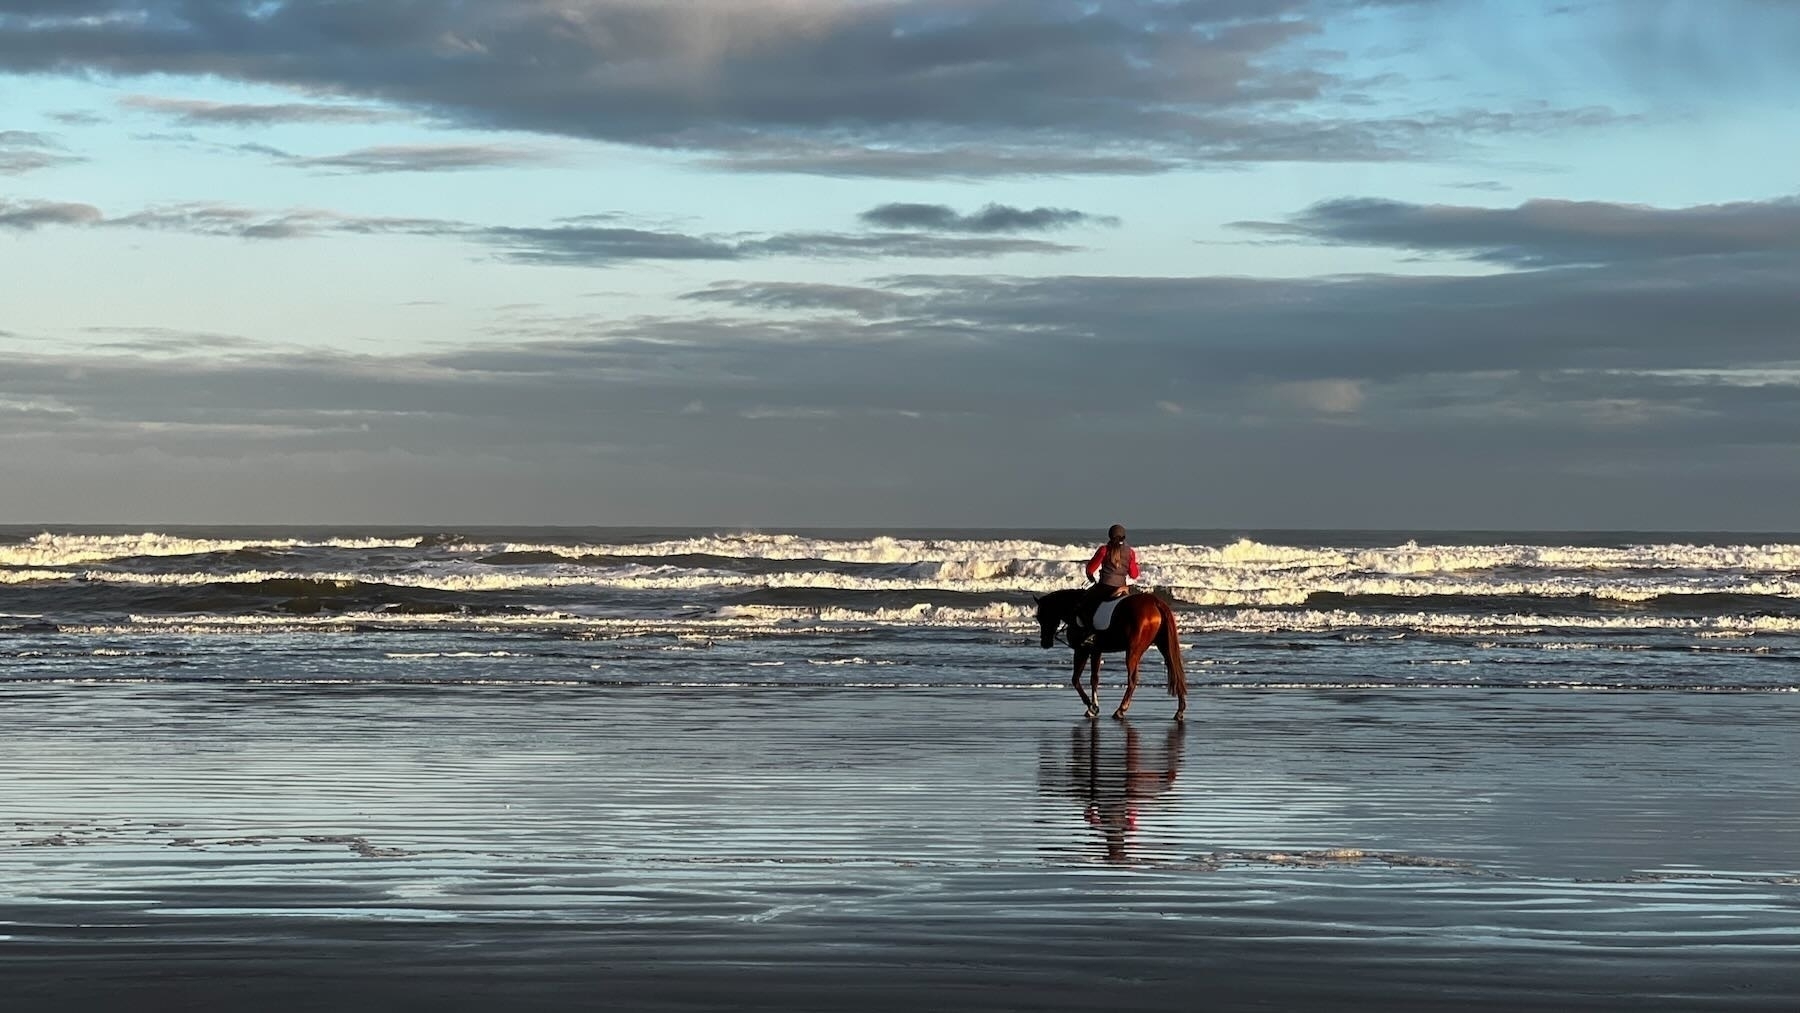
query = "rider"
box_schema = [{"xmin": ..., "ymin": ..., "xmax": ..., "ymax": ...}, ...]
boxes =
[{"xmin": 1075, "ymin": 524, "xmax": 1140, "ymax": 647}]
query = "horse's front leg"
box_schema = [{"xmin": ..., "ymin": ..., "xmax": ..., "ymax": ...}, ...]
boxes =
[
  {"xmin": 1071, "ymin": 648, "xmax": 1099, "ymax": 718},
  {"xmin": 1088, "ymin": 652, "xmax": 1103, "ymax": 719}
]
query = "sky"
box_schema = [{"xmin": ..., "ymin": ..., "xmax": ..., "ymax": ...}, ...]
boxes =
[{"xmin": 3, "ymin": 0, "xmax": 1800, "ymax": 530}]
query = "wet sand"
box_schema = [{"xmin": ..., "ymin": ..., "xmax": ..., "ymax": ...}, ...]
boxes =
[{"xmin": 2, "ymin": 684, "xmax": 1796, "ymax": 1011}]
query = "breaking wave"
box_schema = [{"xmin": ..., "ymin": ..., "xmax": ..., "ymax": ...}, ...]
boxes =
[
  {"xmin": 9, "ymin": 526, "xmax": 1800, "ymax": 690},
  {"xmin": 11, "ymin": 561, "xmax": 1800, "ymax": 612},
  {"xmin": 14, "ymin": 530, "xmax": 1800, "ymax": 576}
]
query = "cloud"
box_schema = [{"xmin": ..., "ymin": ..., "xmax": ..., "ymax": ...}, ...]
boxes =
[
  {"xmin": 1233, "ymin": 194, "xmax": 1800, "ymax": 266},
  {"xmin": 78, "ymin": 326, "xmax": 261, "ymax": 354},
  {"xmin": 0, "ymin": 198, "xmax": 103, "ymax": 229},
  {"xmin": 476, "ymin": 225, "xmax": 740, "ymax": 265},
  {"xmin": 281, "ymin": 143, "xmax": 556, "ymax": 173},
  {"xmin": 858, "ymin": 202, "xmax": 1116, "ymax": 233},
  {"xmin": 0, "ymin": 130, "xmax": 81, "ymax": 174},
  {"xmin": 694, "ymin": 140, "xmax": 1182, "ymax": 179},
  {"xmin": 677, "ymin": 251, "xmax": 1800, "ymax": 389},
  {"xmin": 191, "ymin": 139, "xmax": 552, "ymax": 174},
  {"xmin": 1275, "ymin": 378, "xmax": 1366, "ymax": 414},
  {"xmin": 0, "ymin": 0, "xmax": 1629, "ymax": 178},
  {"xmin": 739, "ymin": 405, "xmax": 840, "ymax": 421},
  {"xmin": 476, "ymin": 223, "xmax": 1076, "ymax": 266},
  {"xmin": 743, "ymin": 230, "xmax": 1075, "ymax": 260},
  {"xmin": 120, "ymin": 94, "xmax": 399, "ymax": 126},
  {"xmin": 680, "ymin": 103, "xmax": 1624, "ymax": 176},
  {"xmin": 0, "ymin": 1, "xmax": 121, "ymax": 13},
  {"xmin": 682, "ymin": 282, "xmax": 917, "ymax": 318},
  {"xmin": 48, "ymin": 110, "xmax": 107, "ymax": 126},
  {"xmin": 10, "ymin": 237, "xmax": 1800, "ymax": 524},
  {"xmin": 13, "ymin": 195, "xmax": 1081, "ymax": 263},
  {"xmin": 104, "ymin": 202, "xmax": 450, "ymax": 240}
]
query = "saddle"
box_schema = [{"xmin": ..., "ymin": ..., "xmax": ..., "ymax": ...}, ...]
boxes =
[{"xmin": 1077, "ymin": 585, "xmax": 1135, "ymax": 633}]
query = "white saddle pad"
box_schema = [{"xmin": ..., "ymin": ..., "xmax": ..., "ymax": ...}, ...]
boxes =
[{"xmin": 1092, "ymin": 597, "xmax": 1125, "ymax": 631}]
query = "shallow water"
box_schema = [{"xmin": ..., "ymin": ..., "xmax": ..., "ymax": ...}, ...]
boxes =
[{"xmin": 3, "ymin": 685, "xmax": 1795, "ymax": 1010}]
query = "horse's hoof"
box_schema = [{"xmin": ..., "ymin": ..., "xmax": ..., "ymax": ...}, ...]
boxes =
[
  {"xmin": 1112, "ymin": 708, "xmax": 1128, "ymax": 720},
  {"xmin": 1174, "ymin": 710, "xmax": 1187, "ymax": 723},
  {"xmin": 1085, "ymin": 706, "xmax": 1100, "ymax": 719}
]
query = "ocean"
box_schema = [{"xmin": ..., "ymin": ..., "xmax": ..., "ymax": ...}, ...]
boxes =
[
  {"xmin": 5, "ymin": 526, "xmax": 1798, "ymax": 1009},
  {"xmin": 6, "ymin": 525, "xmax": 1800, "ymax": 693}
]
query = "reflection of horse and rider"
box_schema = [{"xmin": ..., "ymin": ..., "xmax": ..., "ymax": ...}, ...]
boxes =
[
  {"xmin": 1034, "ymin": 524, "xmax": 1188, "ymax": 721},
  {"xmin": 1039, "ymin": 720, "xmax": 1187, "ymax": 863}
]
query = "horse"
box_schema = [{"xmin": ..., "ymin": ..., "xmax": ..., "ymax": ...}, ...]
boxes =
[{"xmin": 1033, "ymin": 588, "xmax": 1187, "ymax": 721}]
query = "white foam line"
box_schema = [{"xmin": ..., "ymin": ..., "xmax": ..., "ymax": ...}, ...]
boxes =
[
  {"xmin": 455, "ymin": 534, "xmax": 1800, "ymax": 577},
  {"xmin": 14, "ymin": 563, "xmax": 1800, "ymax": 605},
  {"xmin": 383, "ymin": 651, "xmax": 529, "ymax": 660},
  {"xmin": 4, "ymin": 676, "xmax": 1793, "ymax": 693},
  {"xmin": 17, "ymin": 531, "xmax": 1800, "ymax": 583},
  {"xmin": 30, "ymin": 602, "xmax": 1800, "ymax": 639},
  {"xmin": 0, "ymin": 532, "xmax": 419, "ymax": 567}
]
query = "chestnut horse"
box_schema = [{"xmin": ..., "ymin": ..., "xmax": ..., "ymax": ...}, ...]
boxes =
[{"xmin": 1033, "ymin": 588, "xmax": 1187, "ymax": 721}]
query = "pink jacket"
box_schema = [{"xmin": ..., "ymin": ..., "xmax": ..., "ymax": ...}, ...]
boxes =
[{"xmin": 1085, "ymin": 544, "xmax": 1140, "ymax": 585}]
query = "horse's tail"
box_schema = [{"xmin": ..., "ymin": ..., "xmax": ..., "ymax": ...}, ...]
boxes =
[{"xmin": 1154, "ymin": 595, "xmax": 1187, "ymax": 697}]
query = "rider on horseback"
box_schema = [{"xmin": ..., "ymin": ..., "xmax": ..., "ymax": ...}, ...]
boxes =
[{"xmin": 1074, "ymin": 524, "xmax": 1140, "ymax": 647}]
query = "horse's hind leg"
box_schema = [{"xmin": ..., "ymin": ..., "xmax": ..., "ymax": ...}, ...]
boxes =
[
  {"xmin": 1071, "ymin": 649, "xmax": 1099, "ymax": 718},
  {"xmin": 1158, "ymin": 620, "xmax": 1187, "ymax": 723},
  {"xmin": 1113, "ymin": 647, "xmax": 1142, "ymax": 720},
  {"xmin": 1170, "ymin": 649, "xmax": 1187, "ymax": 723}
]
